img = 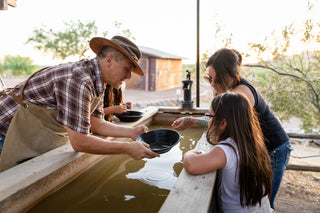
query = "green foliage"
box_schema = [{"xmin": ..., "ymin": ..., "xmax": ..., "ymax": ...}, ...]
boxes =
[
  {"xmin": 0, "ymin": 55, "xmax": 38, "ymax": 76},
  {"xmin": 246, "ymin": 2, "xmax": 320, "ymax": 133},
  {"xmin": 113, "ymin": 21, "xmax": 136, "ymax": 40},
  {"xmin": 26, "ymin": 20, "xmax": 136, "ymax": 61},
  {"xmin": 250, "ymin": 65, "xmax": 319, "ymax": 133},
  {"xmin": 26, "ymin": 20, "xmax": 102, "ymax": 60}
]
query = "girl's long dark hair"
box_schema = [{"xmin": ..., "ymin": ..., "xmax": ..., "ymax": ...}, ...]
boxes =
[
  {"xmin": 103, "ymin": 84, "xmax": 123, "ymax": 121},
  {"xmin": 207, "ymin": 92, "xmax": 272, "ymax": 207}
]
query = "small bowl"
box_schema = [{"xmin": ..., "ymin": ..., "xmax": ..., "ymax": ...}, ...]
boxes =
[
  {"xmin": 114, "ymin": 110, "xmax": 144, "ymax": 122},
  {"xmin": 136, "ymin": 129, "xmax": 181, "ymax": 154}
]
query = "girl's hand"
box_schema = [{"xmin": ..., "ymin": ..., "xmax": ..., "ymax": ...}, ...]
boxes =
[
  {"xmin": 113, "ymin": 104, "xmax": 127, "ymax": 114},
  {"xmin": 125, "ymin": 102, "xmax": 132, "ymax": 110}
]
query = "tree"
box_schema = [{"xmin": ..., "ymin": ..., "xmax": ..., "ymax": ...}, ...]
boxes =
[
  {"xmin": 0, "ymin": 55, "xmax": 38, "ymax": 76},
  {"xmin": 245, "ymin": 2, "xmax": 320, "ymax": 133},
  {"xmin": 113, "ymin": 21, "xmax": 136, "ymax": 41},
  {"xmin": 26, "ymin": 20, "xmax": 103, "ymax": 60},
  {"xmin": 26, "ymin": 20, "xmax": 135, "ymax": 61}
]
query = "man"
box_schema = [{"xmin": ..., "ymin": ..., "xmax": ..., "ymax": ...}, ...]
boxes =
[{"xmin": 0, "ymin": 35, "xmax": 159, "ymax": 172}]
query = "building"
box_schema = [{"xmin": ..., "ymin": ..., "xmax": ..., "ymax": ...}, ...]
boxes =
[{"xmin": 125, "ymin": 46, "xmax": 184, "ymax": 91}]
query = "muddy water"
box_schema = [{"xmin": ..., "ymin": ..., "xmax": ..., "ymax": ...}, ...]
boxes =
[{"xmin": 27, "ymin": 125, "xmax": 203, "ymax": 213}]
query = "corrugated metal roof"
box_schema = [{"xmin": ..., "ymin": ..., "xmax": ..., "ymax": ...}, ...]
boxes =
[{"xmin": 139, "ymin": 46, "xmax": 184, "ymax": 59}]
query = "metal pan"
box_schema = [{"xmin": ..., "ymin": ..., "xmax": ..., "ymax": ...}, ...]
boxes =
[{"xmin": 114, "ymin": 110, "xmax": 144, "ymax": 122}]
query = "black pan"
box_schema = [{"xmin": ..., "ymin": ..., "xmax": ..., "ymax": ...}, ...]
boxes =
[
  {"xmin": 136, "ymin": 129, "xmax": 181, "ymax": 154},
  {"xmin": 114, "ymin": 110, "xmax": 144, "ymax": 122}
]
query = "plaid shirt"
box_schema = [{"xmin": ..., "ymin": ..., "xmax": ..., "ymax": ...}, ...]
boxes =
[{"xmin": 0, "ymin": 58, "xmax": 105, "ymax": 135}]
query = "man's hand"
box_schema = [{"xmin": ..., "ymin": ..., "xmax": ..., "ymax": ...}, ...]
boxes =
[
  {"xmin": 130, "ymin": 125, "xmax": 148, "ymax": 140},
  {"xmin": 126, "ymin": 141, "xmax": 160, "ymax": 160}
]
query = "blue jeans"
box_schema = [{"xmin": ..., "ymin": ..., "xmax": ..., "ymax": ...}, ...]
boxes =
[
  {"xmin": 269, "ymin": 141, "xmax": 292, "ymax": 210},
  {"xmin": 0, "ymin": 134, "xmax": 5, "ymax": 156}
]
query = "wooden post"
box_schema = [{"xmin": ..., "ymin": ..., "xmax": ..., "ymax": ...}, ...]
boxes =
[
  {"xmin": 287, "ymin": 133, "xmax": 320, "ymax": 140},
  {"xmin": 286, "ymin": 164, "xmax": 320, "ymax": 172},
  {"xmin": 0, "ymin": 0, "xmax": 7, "ymax": 10},
  {"xmin": 0, "ymin": 0, "xmax": 16, "ymax": 10}
]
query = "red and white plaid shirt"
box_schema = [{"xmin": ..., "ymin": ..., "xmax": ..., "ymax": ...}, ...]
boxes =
[{"xmin": 0, "ymin": 58, "xmax": 105, "ymax": 135}]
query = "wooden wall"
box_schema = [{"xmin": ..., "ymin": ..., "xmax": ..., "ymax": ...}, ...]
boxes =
[
  {"xmin": 126, "ymin": 56, "xmax": 148, "ymax": 90},
  {"xmin": 155, "ymin": 58, "xmax": 182, "ymax": 91},
  {"xmin": 126, "ymin": 56, "xmax": 182, "ymax": 91}
]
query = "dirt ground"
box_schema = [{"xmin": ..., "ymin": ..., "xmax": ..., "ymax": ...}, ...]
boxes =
[
  {"xmin": 274, "ymin": 140, "xmax": 320, "ymax": 213},
  {"xmin": 275, "ymin": 170, "xmax": 320, "ymax": 213}
]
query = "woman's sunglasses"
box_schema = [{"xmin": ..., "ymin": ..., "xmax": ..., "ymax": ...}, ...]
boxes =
[
  {"xmin": 203, "ymin": 75, "xmax": 213, "ymax": 83},
  {"xmin": 204, "ymin": 113, "xmax": 214, "ymax": 119}
]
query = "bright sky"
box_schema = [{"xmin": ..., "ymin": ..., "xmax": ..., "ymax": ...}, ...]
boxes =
[{"xmin": 0, "ymin": 0, "xmax": 319, "ymax": 65}]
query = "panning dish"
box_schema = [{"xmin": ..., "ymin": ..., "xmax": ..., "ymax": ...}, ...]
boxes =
[
  {"xmin": 114, "ymin": 110, "xmax": 144, "ymax": 122},
  {"xmin": 136, "ymin": 129, "xmax": 181, "ymax": 154}
]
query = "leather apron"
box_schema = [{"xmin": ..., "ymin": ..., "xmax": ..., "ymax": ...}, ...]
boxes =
[{"xmin": 0, "ymin": 65, "xmax": 101, "ymax": 172}]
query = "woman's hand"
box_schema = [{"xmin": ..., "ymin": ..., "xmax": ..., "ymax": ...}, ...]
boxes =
[{"xmin": 171, "ymin": 117, "xmax": 196, "ymax": 131}]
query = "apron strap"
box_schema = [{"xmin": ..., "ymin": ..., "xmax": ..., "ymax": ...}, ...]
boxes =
[
  {"xmin": 0, "ymin": 88, "xmax": 10, "ymax": 96},
  {"xmin": 0, "ymin": 88, "xmax": 27, "ymax": 107},
  {"xmin": 9, "ymin": 90, "xmax": 27, "ymax": 107},
  {"xmin": 5, "ymin": 62, "xmax": 99, "ymax": 107},
  {"xmin": 0, "ymin": 67, "xmax": 50, "ymax": 108},
  {"xmin": 19, "ymin": 67, "xmax": 49, "ymax": 102}
]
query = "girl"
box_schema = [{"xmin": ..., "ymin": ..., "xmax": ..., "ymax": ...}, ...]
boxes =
[
  {"xmin": 103, "ymin": 84, "xmax": 131, "ymax": 121},
  {"xmin": 183, "ymin": 92, "xmax": 273, "ymax": 212}
]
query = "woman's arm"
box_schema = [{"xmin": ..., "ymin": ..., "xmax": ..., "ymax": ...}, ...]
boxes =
[{"xmin": 172, "ymin": 116, "xmax": 208, "ymax": 131}]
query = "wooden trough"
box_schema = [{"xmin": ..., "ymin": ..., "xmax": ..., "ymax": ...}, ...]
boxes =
[
  {"xmin": 0, "ymin": 106, "xmax": 212, "ymax": 213},
  {"xmin": 0, "ymin": 106, "xmax": 318, "ymax": 213}
]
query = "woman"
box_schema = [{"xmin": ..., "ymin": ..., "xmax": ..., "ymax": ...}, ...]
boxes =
[
  {"xmin": 172, "ymin": 48, "xmax": 292, "ymax": 210},
  {"xmin": 183, "ymin": 93, "xmax": 273, "ymax": 212}
]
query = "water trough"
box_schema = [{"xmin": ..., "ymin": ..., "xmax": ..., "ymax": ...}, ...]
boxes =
[{"xmin": 0, "ymin": 106, "xmax": 216, "ymax": 213}]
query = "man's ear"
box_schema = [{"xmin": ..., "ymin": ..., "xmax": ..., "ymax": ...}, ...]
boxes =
[{"xmin": 105, "ymin": 55, "xmax": 113, "ymax": 65}]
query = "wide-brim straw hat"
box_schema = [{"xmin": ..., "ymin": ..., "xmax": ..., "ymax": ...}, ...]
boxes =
[{"xmin": 89, "ymin": 36, "xmax": 144, "ymax": 76}]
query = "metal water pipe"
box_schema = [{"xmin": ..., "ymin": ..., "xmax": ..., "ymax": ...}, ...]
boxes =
[{"xmin": 181, "ymin": 70, "xmax": 194, "ymax": 109}]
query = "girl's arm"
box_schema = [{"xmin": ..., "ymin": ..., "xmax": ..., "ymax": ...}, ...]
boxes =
[
  {"xmin": 183, "ymin": 146, "xmax": 226, "ymax": 175},
  {"xmin": 103, "ymin": 105, "xmax": 127, "ymax": 115}
]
